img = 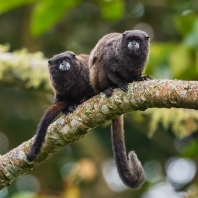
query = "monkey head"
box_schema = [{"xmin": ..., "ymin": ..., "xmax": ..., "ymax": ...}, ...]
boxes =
[
  {"xmin": 121, "ymin": 30, "xmax": 150, "ymax": 56},
  {"xmin": 48, "ymin": 51, "xmax": 79, "ymax": 73}
]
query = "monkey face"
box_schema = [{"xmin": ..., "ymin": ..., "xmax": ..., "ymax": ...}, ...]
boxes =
[
  {"xmin": 48, "ymin": 51, "xmax": 78, "ymax": 73},
  {"xmin": 122, "ymin": 30, "xmax": 150, "ymax": 56}
]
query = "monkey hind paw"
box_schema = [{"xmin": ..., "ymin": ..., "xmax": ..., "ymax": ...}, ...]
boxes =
[{"xmin": 63, "ymin": 104, "xmax": 78, "ymax": 115}]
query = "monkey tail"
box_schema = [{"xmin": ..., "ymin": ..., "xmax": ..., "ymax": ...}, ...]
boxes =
[
  {"xmin": 27, "ymin": 101, "xmax": 69, "ymax": 162},
  {"xmin": 111, "ymin": 115, "xmax": 145, "ymax": 189}
]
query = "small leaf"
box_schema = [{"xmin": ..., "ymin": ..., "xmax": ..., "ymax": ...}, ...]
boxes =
[{"xmin": 30, "ymin": 0, "xmax": 81, "ymax": 37}]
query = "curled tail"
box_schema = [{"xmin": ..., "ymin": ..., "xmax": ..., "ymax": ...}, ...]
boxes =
[
  {"xmin": 27, "ymin": 101, "xmax": 69, "ymax": 162},
  {"xmin": 111, "ymin": 115, "xmax": 145, "ymax": 189}
]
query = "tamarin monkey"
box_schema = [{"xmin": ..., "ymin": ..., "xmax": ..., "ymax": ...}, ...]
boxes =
[
  {"xmin": 27, "ymin": 51, "xmax": 94, "ymax": 162},
  {"xmin": 89, "ymin": 30, "xmax": 152, "ymax": 188}
]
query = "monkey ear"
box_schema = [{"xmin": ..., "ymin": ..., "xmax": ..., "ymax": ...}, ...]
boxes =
[
  {"xmin": 48, "ymin": 60, "xmax": 52, "ymax": 64},
  {"xmin": 146, "ymin": 36, "xmax": 150, "ymax": 40},
  {"xmin": 72, "ymin": 54, "xmax": 76, "ymax": 58},
  {"xmin": 122, "ymin": 33, "xmax": 125, "ymax": 37},
  {"xmin": 92, "ymin": 57, "xmax": 97, "ymax": 65}
]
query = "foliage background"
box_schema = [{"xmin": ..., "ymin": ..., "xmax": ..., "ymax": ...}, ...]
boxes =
[{"xmin": 0, "ymin": 0, "xmax": 198, "ymax": 197}]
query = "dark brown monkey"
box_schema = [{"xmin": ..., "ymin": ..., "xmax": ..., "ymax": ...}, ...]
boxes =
[
  {"xmin": 89, "ymin": 30, "xmax": 152, "ymax": 188},
  {"xmin": 27, "ymin": 51, "xmax": 94, "ymax": 162}
]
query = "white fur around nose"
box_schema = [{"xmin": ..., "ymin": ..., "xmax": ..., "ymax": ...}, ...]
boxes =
[
  {"xmin": 128, "ymin": 41, "xmax": 140, "ymax": 51},
  {"xmin": 59, "ymin": 60, "xmax": 70, "ymax": 71}
]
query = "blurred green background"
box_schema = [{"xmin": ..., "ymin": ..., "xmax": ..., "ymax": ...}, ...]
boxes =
[{"xmin": 0, "ymin": 0, "xmax": 198, "ymax": 197}]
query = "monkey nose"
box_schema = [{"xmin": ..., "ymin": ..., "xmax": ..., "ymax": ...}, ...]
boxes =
[
  {"xmin": 59, "ymin": 61, "xmax": 71, "ymax": 71},
  {"xmin": 128, "ymin": 41, "xmax": 140, "ymax": 51}
]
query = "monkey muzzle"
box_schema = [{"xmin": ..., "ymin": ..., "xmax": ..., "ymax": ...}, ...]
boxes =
[
  {"xmin": 127, "ymin": 41, "xmax": 140, "ymax": 51},
  {"xmin": 59, "ymin": 60, "xmax": 71, "ymax": 71}
]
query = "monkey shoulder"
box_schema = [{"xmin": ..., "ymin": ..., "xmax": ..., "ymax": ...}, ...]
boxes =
[
  {"xmin": 89, "ymin": 32, "xmax": 121, "ymax": 67},
  {"xmin": 77, "ymin": 54, "xmax": 89, "ymax": 63}
]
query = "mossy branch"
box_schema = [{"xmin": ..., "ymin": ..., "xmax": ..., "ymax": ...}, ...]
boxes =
[{"xmin": 0, "ymin": 79, "xmax": 198, "ymax": 189}]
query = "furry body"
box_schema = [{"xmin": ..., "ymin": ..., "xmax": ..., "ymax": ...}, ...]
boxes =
[
  {"xmin": 27, "ymin": 52, "xmax": 94, "ymax": 161},
  {"xmin": 89, "ymin": 30, "xmax": 151, "ymax": 188}
]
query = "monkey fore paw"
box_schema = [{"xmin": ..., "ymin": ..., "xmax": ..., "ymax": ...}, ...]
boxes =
[
  {"xmin": 133, "ymin": 75, "xmax": 153, "ymax": 81},
  {"xmin": 103, "ymin": 87, "xmax": 114, "ymax": 97},
  {"xmin": 143, "ymin": 75, "xmax": 153, "ymax": 80},
  {"xmin": 119, "ymin": 83, "xmax": 129, "ymax": 92}
]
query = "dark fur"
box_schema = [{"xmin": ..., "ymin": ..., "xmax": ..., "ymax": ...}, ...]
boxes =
[
  {"xmin": 89, "ymin": 30, "xmax": 152, "ymax": 188},
  {"xmin": 27, "ymin": 101, "xmax": 69, "ymax": 162},
  {"xmin": 27, "ymin": 51, "xmax": 94, "ymax": 162}
]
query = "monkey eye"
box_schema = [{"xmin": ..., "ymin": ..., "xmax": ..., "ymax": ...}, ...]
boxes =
[{"xmin": 56, "ymin": 59, "xmax": 63, "ymax": 64}]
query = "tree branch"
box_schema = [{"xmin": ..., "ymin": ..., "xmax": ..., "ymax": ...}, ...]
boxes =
[{"xmin": 0, "ymin": 79, "xmax": 198, "ymax": 189}]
